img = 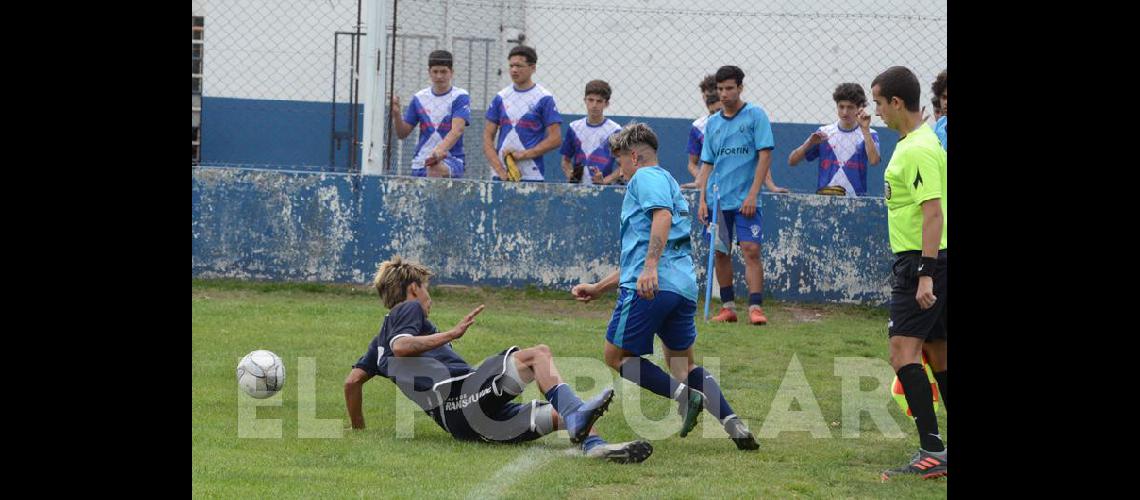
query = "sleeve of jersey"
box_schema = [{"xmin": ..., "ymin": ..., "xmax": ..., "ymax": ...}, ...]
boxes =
[
  {"xmin": 560, "ymin": 126, "xmax": 577, "ymax": 158},
  {"xmin": 452, "ymin": 94, "xmax": 471, "ymax": 125},
  {"xmin": 687, "ymin": 126, "xmax": 701, "ymax": 156},
  {"xmin": 539, "ymin": 96, "xmax": 563, "ymax": 127},
  {"xmin": 383, "ymin": 302, "xmax": 426, "ymax": 352},
  {"xmin": 635, "ymin": 172, "xmax": 674, "ymax": 214},
  {"xmin": 752, "ymin": 108, "xmax": 775, "ymax": 151},
  {"xmin": 907, "ymin": 149, "xmax": 944, "ymax": 204},
  {"xmin": 699, "ymin": 124, "xmax": 715, "ymax": 165},
  {"xmin": 402, "ymin": 96, "xmax": 419, "ymax": 126},
  {"xmin": 485, "ymin": 95, "xmax": 502, "ymax": 124}
]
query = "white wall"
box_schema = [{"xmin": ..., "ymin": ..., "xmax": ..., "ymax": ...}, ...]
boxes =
[
  {"xmin": 191, "ymin": 0, "xmax": 364, "ymax": 102},
  {"xmin": 524, "ymin": 0, "xmax": 947, "ymax": 124}
]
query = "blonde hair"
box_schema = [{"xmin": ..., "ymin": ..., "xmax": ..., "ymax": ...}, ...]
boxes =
[
  {"xmin": 609, "ymin": 121, "xmax": 658, "ymax": 154},
  {"xmin": 372, "ymin": 256, "xmax": 434, "ymax": 309}
]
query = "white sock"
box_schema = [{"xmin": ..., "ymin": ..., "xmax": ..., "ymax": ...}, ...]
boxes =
[{"xmin": 722, "ymin": 301, "xmax": 736, "ymax": 310}]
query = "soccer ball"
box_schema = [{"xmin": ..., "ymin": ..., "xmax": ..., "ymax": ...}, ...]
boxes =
[
  {"xmin": 890, "ymin": 355, "xmax": 940, "ymax": 416},
  {"xmin": 237, "ymin": 350, "xmax": 285, "ymax": 399}
]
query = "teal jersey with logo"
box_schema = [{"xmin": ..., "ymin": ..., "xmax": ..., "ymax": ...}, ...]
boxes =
[{"xmin": 699, "ymin": 102, "xmax": 776, "ymax": 210}]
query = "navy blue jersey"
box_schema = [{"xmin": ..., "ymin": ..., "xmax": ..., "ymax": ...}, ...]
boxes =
[{"xmin": 354, "ymin": 301, "xmax": 473, "ymax": 393}]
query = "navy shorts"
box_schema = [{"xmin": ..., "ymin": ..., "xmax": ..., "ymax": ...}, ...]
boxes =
[
  {"xmin": 713, "ymin": 207, "xmax": 763, "ymax": 254},
  {"xmin": 433, "ymin": 346, "xmax": 553, "ymax": 444},
  {"xmin": 605, "ymin": 288, "xmax": 698, "ymax": 356}
]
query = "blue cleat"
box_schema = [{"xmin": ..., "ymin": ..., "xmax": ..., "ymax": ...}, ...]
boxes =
[{"xmin": 563, "ymin": 387, "xmax": 615, "ymax": 444}]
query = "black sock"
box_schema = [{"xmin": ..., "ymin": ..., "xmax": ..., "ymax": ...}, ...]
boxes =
[
  {"xmin": 933, "ymin": 370, "xmax": 948, "ymax": 412},
  {"xmin": 897, "ymin": 363, "xmax": 944, "ymax": 452}
]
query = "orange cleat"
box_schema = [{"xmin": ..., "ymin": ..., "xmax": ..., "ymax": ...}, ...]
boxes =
[
  {"xmin": 711, "ymin": 307, "xmax": 738, "ymax": 322},
  {"xmin": 748, "ymin": 307, "xmax": 768, "ymax": 325}
]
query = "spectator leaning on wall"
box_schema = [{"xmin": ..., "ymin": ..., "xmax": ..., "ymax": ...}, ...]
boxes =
[
  {"xmin": 483, "ymin": 45, "xmax": 563, "ymax": 182},
  {"xmin": 390, "ymin": 50, "xmax": 471, "ymax": 178},
  {"xmin": 787, "ymin": 83, "xmax": 881, "ymax": 196}
]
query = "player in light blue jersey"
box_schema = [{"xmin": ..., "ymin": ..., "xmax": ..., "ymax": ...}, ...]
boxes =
[
  {"xmin": 696, "ymin": 66, "xmax": 784, "ymax": 325},
  {"xmin": 561, "ymin": 79, "xmax": 622, "ymax": 185},
  {"xmin": 572, "ymin": 123, "xmax": 759, "ymax": 451},
  {"xmin": 390, "ymin": 50, "xmax": 471, "ymax": 178},
  {"xmin": 483, "ymin": 45, "xmax": 563, "ymax": 182},
  {"xmin": 686, "ymin": 74, "xmax": 786, "ymax": 193}
]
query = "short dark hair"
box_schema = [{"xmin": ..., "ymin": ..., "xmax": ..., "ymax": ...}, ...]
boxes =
[
  {"xmin": 508, "ymin": 45, "xmax": 537, "ymax": 65},
  {"xmin": 871, "ymin": 66, "xmax": 921, "ymax": 112},
  {"xmin": 832, "ymin": 82, "xmax": 867, "ymax": 107},
  {"xmin": 699, "ymin": 74, "xmax": 719, "ymax": 105},
  {"xmin": 715, "ymin": 65, "xmax": 745, "ymax": 86},
  {"xmin": 427, "ymin": 50, "xmax": 453, "ymax": 69},
  {"xmin": 932, "ymin": 69, "xmax": 947, "ymax": 99},
  {"xmin": 584, "ymin": 79, "xmax": 611, "ymax": 101}
]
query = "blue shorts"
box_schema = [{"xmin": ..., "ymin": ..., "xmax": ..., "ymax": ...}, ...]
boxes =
[
  {"xmin": 605, "ymin": 288, "xmax": 697, "ymax": 356},
  {"xmin": 713, "ymin": 207, "xmax": 763, "ymax": 254}
]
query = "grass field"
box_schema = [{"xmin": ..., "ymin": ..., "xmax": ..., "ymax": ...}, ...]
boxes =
[{"xmin": 192, "ymin": 279, "xmax": 947, "ymax": 498}]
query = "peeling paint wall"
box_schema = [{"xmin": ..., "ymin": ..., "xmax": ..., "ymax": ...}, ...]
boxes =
[{"xmin": 193, "ymin": 167, "xmax": 892, "ymax": 304}]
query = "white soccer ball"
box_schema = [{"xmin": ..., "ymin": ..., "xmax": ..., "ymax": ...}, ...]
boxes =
[{"xmin": 237, "ymin": 350, "xmax": 285, "ymax": 399}]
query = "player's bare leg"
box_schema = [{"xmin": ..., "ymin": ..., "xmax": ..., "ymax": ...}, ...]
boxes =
[{"xmin": 711, "ymin": 250, "xmax": 738, "ymax": 322}]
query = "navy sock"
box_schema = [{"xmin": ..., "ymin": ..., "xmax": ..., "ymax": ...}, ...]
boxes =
[
  {"xmin": 686, "ymin": 366, "xmax": 736, "ymax": 423},
  {"xmin": 619, "ymin": 357, "xmax": 681, "ymax": 400},
  {"xmin": 897, "ymin": 363, "xmax": 944, "ymax": 452},
  {"xmin": 748, "ymin": 293, "xmax": 763, "ymax": 307},
  {"xmin": 544, "ymin": 383, "xmax": 584, "ymax": 418},
  {"xmin": 581, "ymin": 434, "xmax": 606, "ymax": 452},
  {"xmin": 719, "ymin": 286, "xmax": 735, "ymax": 304}
]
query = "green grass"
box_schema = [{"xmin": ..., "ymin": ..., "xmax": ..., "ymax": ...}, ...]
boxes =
[{"xmin": 193, "ymin": 280, "xmax": 947, "ymax": 498}]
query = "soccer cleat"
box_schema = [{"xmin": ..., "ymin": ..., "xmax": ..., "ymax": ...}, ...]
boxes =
[
  {"xmin": 677, "ymin": 390, "xmax": 704, "ymax": 437},
  {"xmin": 563, "ymin": 387, "xmax": 615, "ymax": 444},
  {"xmin": 711, "ymin": 307, "xmax": 738, "ymax": 323},
  {"xmin": 724, "ymin": 416, "xmax": 759, "ymax": 451},
  {"xmin": 748, "ymin": 307, "xmax": 768, "ymax": 325},
  {"xmin": 881, "ymin": 449, "xmax": 947, "ymax": 481},
  {"xmin": 585, "ymin": 440, "xmax": 654, "ymax": 464}
]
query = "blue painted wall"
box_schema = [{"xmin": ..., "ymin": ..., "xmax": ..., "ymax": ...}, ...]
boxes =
[
  {"xmin": 199, "ymin": 98, "xmax": 898, "ymax": 196},
  {"xmin": 193, "ymin": 167, "xmax": 893, "ymax": 304},
  {"xmin": 200, "ymin": 97, "xmax": 363, "ymax": 171}
]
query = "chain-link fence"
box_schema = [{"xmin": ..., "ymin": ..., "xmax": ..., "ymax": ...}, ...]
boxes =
[
  {"xmin": 192, "ymin": 0, "xmax": 365, "ymax": 172},
  {"xmin": 193, "ymin": 0, "xmax": 946, "ymax": 182},
  {"xmin": 387, "ymin": 0, "xmax": 947, "ymax": 182}
]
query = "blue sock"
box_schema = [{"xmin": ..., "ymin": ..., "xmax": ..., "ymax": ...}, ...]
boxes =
[
  {"xmin": 686, "ymin": 366, "xmax": 737, "ymax": 423},
  {"xmin": 720, "ymin": 286, "xmax": 735, "ymax": 304},
  {"xmin": 748, "ymin": 293, "xmax": 763, "ymax": 307},
  {"xmin": 619, "ymin": 357, "xmax": 682, "ymax": 400},
  {"xmin": 581, "ymin": 434, "xmax": 606, "ymax": 452},
  {"xmin": 544, "ymin": 383, "xmax": 584, "ymax": 418}
]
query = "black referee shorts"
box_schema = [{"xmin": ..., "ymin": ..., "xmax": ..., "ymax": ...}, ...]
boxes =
[{"xmin": 888, "ymin": 250, "xmax": 947, "ymax": 341}]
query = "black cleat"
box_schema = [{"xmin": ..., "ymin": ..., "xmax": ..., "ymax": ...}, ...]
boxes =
[
  {"xmin": 881, "ymin": 449, "xmax": 947, "ymax": 481},
  {"xmin": 724, "ymin": 416, "xmax": 759, "ymax": 451},
  {"xmin": 585, "ymin": 440, "xmax": 654, "ymax": 464}
]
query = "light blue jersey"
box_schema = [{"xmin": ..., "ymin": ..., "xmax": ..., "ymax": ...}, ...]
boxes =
[
  {"xmin": 699, "ymin": 102, "xmax": 776, "ymax": 210},
  {"xmin": 619, "ymin": 166, "xmax": 697, "ymax": 302},
  {"xmin": 934, "ymin": 115, "xmax": 948, "ymax": 151}
]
